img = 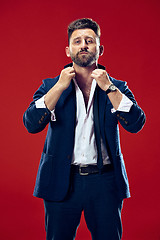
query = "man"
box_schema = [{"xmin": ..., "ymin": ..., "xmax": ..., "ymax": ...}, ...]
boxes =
[{"xmin": 23, "ymin": 18, "xmax": 145, "ymax": 240}]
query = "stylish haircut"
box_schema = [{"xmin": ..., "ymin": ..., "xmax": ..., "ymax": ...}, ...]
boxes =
[{"xmin": 67, "ymin": 18, "xmax": 101, "ymax": 43}]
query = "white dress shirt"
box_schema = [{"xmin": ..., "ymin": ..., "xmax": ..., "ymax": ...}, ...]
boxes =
[{"xmin": 35, "ymin": 79, "xmax": 133, "ymax": 165}]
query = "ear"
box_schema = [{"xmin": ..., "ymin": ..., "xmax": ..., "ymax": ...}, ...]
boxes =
[
  {"xmin": 65, "ymin": 46, "xmax": 70, "ymax": 57},
  {"xmin": 99, "ymin": 45, "xmax": 104, "ymax": 56}
]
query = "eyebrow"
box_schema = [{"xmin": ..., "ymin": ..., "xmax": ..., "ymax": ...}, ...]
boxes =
[{"xmin": 72, "ymin": 36, "xmax": 95, "ymax": 41}]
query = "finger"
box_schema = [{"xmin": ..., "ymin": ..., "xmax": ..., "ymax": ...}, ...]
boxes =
[
  {"xmin": 68, "ymin": 67, "xmax": 75, "ymax": 74},
  {"xmin": 70, "ymin": 72, "xmax": 76, "ymax": 78},
  {"xmin": 64, "ymin": 67, "xmax": 74, "ymax": 72},
  {"xmin": 92, "ymin": 68, "xmax": 103, "ymax": 73},
  {"xmin": 70, "ymin": 72, "xmax": 75, "ymax": 76},
  {"xmin": 91, "ymin": 72, "xmax": 98, "ymax": 78},
  {"xmin": 91, "ymin": 69, "xmax": 99, "ymax": 75},
  {"xmin": 90, "ymin": 73, "xmax": 95, "ymax": 79}
]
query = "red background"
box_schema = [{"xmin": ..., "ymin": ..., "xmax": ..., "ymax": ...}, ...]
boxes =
[{"xmin": 1, "ymin": 0, "xmax": 159, "ymax": 239}]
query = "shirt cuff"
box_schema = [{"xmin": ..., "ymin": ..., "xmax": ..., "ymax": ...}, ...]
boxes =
[
  {"xmin": 35, "ymin": 95, "xmax": 46, "ymax": 108},
  {"xmin": 35, "ymin": 95, "xmax": 56, "ymax": 121},
  {"xmin": 111, "ymin": 94, "xmax": 133, "ymax": 113}
]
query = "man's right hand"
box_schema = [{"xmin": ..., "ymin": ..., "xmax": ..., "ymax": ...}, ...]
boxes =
[
  {"xmin": 57, "ymin": 67, "xmax": 75, "ymax": 91},
  {"xmin": 44, "ymin": 67, "xmax": 75, "ymax": 111}
]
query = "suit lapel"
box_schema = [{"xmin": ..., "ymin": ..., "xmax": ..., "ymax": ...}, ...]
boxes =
[
  {"xmin": 96, "ymin": 87, "xmax": 107, "ymax": 142},
  {"xmin": 64, "ymin": 80, "xmax": 76, "ymax": 122}
]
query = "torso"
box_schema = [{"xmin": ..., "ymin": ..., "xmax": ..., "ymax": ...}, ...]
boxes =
[
  {"xmin": 75, "ymin": 73, "xmax": 93, "ymax": 110},
  {"xmin": 79, "ymin": 84, "xmax": 91, "ymax": 110}
]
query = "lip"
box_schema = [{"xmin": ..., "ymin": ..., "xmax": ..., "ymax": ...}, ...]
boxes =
[{"xmin": 79, "ymin": 52, "xmax": 88, "ymax": 55}]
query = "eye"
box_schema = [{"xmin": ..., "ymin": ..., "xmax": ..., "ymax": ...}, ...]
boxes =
[
  {"xmin": 86, "ymin": 39, "xmax": 94, "ymax": 44},
  {"xmin": 74, "ymin": 40, "xmax": 81, "ymax": 44}
]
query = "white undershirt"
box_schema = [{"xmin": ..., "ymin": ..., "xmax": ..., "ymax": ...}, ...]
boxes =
[
  {"xmin": 35, "ymin": 79, "xmax": 133, "ymax": 165},
  {"xmin": 71, "ymin": 79, "xmax": 111, "ymax": 165}
]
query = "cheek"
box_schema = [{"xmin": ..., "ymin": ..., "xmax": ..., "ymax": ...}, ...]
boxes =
[
  {"xmin": 96, "ymin": 46, "xmax": 100, "ymax": 53},
  {"xmin": 90, "ymin": 45, "xmax": 99, "ymax": 53},
  {"xmin": 69, "ymin": 47, "xmax": 78, "ymax": 55}
]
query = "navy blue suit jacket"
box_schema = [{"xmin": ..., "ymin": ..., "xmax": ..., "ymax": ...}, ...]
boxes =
[{"xmin": 23, "ymin": 64, "xmax": 145, "ymax": 201}]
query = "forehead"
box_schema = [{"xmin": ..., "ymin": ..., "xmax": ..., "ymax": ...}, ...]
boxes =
[{"xmin": 70, "ymin": 28, "xmax": 97, "ymax": 40}]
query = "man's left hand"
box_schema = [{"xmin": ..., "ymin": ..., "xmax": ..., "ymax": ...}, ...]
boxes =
[{"xmin": 91, "ymin": 69, "xmax": 112, "ymax": 91}]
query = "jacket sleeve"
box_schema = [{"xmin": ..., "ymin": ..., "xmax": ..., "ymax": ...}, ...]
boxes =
[
  {"xmin": 113, "ymin": 80, "xmax": 146, "ymax": 133},
  {"xmin": 23, "ymin": 79, "xmax": 54, "ymax": 134}
]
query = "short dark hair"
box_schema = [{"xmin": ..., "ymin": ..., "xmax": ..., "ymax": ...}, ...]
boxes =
[{"xmin": 67, "ymin": 18, "xmax": 101, "ymax": 43}]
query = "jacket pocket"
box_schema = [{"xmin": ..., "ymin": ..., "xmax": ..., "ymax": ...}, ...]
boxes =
[{"xmin": 36, "ymin": 152, "xmax": 53, "ymax": 188}]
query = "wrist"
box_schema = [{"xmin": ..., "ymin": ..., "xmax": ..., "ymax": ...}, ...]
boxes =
[
  {"xmin": 56, "ymin": 82, "xmax": 66, "ymax": 92},
  {"xmin": 104, "ymin": 83, "xmax": 111, "ymax": 91},
  {"xmin": 105, "ymin": 83, "xmax": 117, "ymax": 94}
]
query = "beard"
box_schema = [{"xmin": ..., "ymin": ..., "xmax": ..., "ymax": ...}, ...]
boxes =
[{"xmin": 69, "ymin": 49, "xmax": 99, "ymax": 67}]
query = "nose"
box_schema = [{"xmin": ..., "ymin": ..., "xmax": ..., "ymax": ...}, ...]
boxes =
[{"xmin": 81, "ymin": 39, "xmax": 88, "ymax": 49}]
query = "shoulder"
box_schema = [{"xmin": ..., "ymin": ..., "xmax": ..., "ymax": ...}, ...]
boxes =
[
  {"xmin": 42, "ymin": 75, "xmax": 60, "ymax": 91},
  {"xmin": 108, "ymin": 75, "xmax": 128, "ymax": 92},
  {"xmin": 109, "ymin": 75, "xmax": 126, "ymax": 86},
  {"xmin": 32, "ymin": 75, "xmax": 60, "ymax": 101}
]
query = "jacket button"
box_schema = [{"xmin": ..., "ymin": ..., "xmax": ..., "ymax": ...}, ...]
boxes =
[
  {"xmin": 117, "ymin": 114, "xmax": 120, "ymax": 117},
  {"xmin": 44, "ymin": 112, "xmax": 47, "ymax": 116},
  {"xmin": 39, "ymin": 120, "xmax": 42, "ymax": 124},
  {"xmin": 125, "ymin": 121, "xmax": 128, "ymax": 124}
]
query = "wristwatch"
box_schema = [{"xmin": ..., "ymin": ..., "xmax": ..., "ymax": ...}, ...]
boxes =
[{"xmin": 105, "ymin": 83, "xmax": 117, "ymax": 94}]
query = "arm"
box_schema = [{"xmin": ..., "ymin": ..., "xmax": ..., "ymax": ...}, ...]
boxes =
[
  {"xmin": 91, "ymin": 69, "xmax": 146, "ymax": 133},
  {"xmin": 23, "ymin": 67, "xmax": 75, "ymax": 133},
  {"xmin": 44, "ymin": 67, "xmax": 75, "ymax": 110},
  {"xmin": 91, "ymin": 69, "xmax": 123, "ymax": 110},
  {"xmin": 114, "ymin": 81, "xmax": 146, "ymax": 133}
]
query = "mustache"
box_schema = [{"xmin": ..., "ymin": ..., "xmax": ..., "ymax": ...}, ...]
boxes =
[{"xmin": 79, "ymin": 48, "xmax": 89, "ymax": 53}]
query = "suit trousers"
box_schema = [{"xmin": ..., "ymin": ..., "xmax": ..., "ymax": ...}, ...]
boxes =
[{"xmin": 43, "ymin": 170, "xmax": 123, "ymax": 240}]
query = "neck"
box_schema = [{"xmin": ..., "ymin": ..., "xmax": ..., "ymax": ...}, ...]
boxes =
[{"xmin": 73, "ymin": 62, "xmax": 97, "ymax": 87}]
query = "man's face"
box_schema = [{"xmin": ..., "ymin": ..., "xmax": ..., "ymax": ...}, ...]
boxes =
[{"xmin": 66, "ymin": 28, "xmax": 102, "ymax": 67}]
